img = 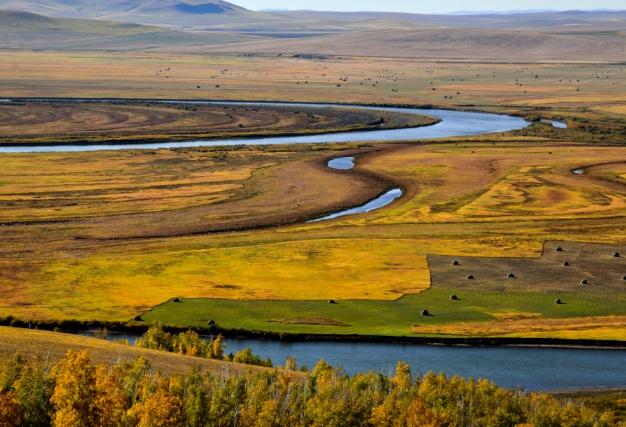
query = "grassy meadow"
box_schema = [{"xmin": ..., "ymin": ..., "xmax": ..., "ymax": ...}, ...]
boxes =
[{"xmin": 0, "ymin": 52, "xmax": 625, "ymax": 341}]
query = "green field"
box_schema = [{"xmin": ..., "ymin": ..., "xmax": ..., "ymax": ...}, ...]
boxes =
[{"xmin": 143, "ymin": 288, "xmax": 626, "ymax": 338}]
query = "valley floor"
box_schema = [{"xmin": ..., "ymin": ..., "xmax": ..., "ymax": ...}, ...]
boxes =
[{"xmin": 1, "ymin": 51, "xmax": 625, "ymax": 342}]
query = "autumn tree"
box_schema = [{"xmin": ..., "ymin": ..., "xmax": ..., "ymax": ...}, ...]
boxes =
[
  {"xmin": 128, "ymin": 376, "xmax": 183, "ymax": 427},
  {"xmin": 50, "ymin": 351, "xmax": 98, "ymax": 427}
]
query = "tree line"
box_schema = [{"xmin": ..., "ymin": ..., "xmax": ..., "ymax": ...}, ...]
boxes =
[{"xmin": 0, "ymin": 349, "xmax": 619, "ymax": 426}]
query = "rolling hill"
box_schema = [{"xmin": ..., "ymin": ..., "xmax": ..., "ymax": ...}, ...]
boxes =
[
  {"xmin": 0, "ymin": 9, "xmax": 253, "ymax": 50},
  {"xmin": 201, "ymin": 26, "xmax": 626, "ymax": 62},
  {"xmin": 1, "ymin": 2, "xmax": 626, "ymax": 61},
  {"xmin": 0, "ymin": 326, "xmax": 272, "ymax": 375},
  {"xmin": 2, "ymin": 0, "xmax": 626, "ymax": 33},
  {"xmin": 271, "ymin": 9, "xmax": 626, "ymax": 31},
  {"xmin": 0, "ymin": 0, "xmax": 279, "ymax": 29}
]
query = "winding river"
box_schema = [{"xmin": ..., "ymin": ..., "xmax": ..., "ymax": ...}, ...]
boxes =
[
  {"xmin": 0, "ymin": 100, "xmax": 529, "ymax": 153},
  {"xmin": 9, "ymin": 99, "xmax": 621, "ymax": 391}
]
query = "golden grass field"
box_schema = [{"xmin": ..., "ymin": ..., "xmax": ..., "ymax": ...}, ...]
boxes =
[
  {"xmin": 2, "ymin": 51, "xmax": 626, "ymax": 118},
  {"xmin": 1, "ymin": 50, "xmax": 626, "ymax": 340},
  {"xmin": 0, "ymin": 326, "xmax": 270, "ymax": 375}
]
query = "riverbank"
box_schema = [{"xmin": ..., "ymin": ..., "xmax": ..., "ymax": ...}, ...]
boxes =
[
  {"xmin": 0, "ymin": 98, "xmax": 439, "ymax": 147},
  {"xmin": 0, "ymin": 100, "xmax": 525, "ymax": 152},
  {"xmin": 2, "ymin": 316, "xmax": 625, "ymax": 350},
  {"xmin": 2, "ymin": 321, "xmax": 626, "ymax": 391}
]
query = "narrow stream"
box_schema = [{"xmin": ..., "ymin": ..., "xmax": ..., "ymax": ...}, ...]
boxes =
[
  {"xmin": 541, "ymin": 119, "xmax": 568, "ymax": 129},
  {"xmin": 308, "ymin": 156, "xmax": 403, "ymax": 222},
  {"xmin": 309, "ymin": 189, "xmax": 403, "ymax": 222},
  {"xmin": 542, "ymin": 119, "xmax": 568, "ymax": 129}
]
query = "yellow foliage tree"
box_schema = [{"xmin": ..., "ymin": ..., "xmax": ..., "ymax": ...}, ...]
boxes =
[
  {"xmin": 93, "ymin": 366, "xmax": 127, "ymax": 427},
  {"xmin": 0, "ymin": 392, "xmax": 23, "ymax": 427},
  {"xmin": 50, "ymin": 351, "xmax": 98, "ymax": 427},
  {"xmin": 128, "ymin": 378, "xmax": 183, "ymax": 427}
]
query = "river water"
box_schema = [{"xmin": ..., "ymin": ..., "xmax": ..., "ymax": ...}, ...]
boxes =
[
  {"xmin": 0, "ymin": 100, "xmax": 529, "ymax": 153},
  {"xmin": 101, "ymin": 331, "xmax": 626, "ymax": 391},
  {"xmin": 223, "ymin": 338, "xmax": 626, "ymax": 391}
]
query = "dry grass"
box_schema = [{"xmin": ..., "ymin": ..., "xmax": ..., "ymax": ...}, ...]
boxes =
[
  {"xmin": 2, "ymin": 51, "xmax": 625, "ymax": 118},
  {"xmin": 412, "ymin": 315, "xmax": 626, "ymax": 339},
  {"xmin": 429, "ymin": 240, "xmax": 626, "ymax": 293},
  {"xmin": 0, "ymin": 326, "xmax": 270, "ymax": 375}
]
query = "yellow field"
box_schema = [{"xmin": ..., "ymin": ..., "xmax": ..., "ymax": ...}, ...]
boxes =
[
  {"xmin": 2, "ymin": 142, "xmax": 625, "ymax": 322},
  {"xmin": 1, "ymin": 52, "xmax": 626, "ymax": 342},
  {"xmin": 413, "ymin": 315, "xmax": 626, "ymax": 340},
  {"xmin": 2, "ymin": 51, "xmax": 625, "ymax": 120}
]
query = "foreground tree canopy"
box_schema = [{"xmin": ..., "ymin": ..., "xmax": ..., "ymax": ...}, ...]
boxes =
[{"xmin": 0, "ymin": 349, "xmax": 619, "ymax": 427}]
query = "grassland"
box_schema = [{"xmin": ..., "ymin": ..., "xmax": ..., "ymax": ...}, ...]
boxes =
[
  {"xmin": 1, "ymin": 51, "xmax": 625, "ymax": 115},
  {"xmin": 0, "ymin": 326, "xmax": 269, "ymax": 375},
  {"xmin": 142, "ymin": 287, "xmax": 626, "ymax": 339},
  {"xmin": 1, "ymin": 51, "xmax": 626, "ymax": 341}
]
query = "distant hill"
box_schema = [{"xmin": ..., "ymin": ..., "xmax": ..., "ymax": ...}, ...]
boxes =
[
  {"xmin": 1, "ymin": 3, "xmax": 626, "ymax": 61},
  {"xmin": 270, "ymin": 9, "xmax": 626, "ymax": 31},
  {"xmin": 0, "ymin": 9, "xmax": 253, "ymax": 50},
  {"xmin": 0, "ymin": 0, "xmax": 277, "ymax": 29},
  {"xmin": 3, "ymin": 1, "xmax": 626, "ymax": 31},
  {"xmin": 202, "ymin": 27, "xmax": 626, "ymax": 62}
]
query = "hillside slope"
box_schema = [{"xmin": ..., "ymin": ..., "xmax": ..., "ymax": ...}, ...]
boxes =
[
  {"xmin": 0, "ymin": 326, "xmax": 269, "ymax": 375},
  {"xmin": 0, "ymin": 10, "xmax": 252, "ymax": 50},
  {"xmin": 2, "ymin": 1, "xmax": 626, "ymax": 32},
  {"xmin": 0, "ymin": 0, "xmax": 279, "ymax": 28},
  {"xmin": 202, "ymin": 27, "xmax": 626, "ymax": 61}
]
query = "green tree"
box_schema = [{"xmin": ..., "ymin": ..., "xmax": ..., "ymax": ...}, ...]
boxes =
[{"xmin": 14, "ymin": 361, "xmax": 53, "ymax": 427}]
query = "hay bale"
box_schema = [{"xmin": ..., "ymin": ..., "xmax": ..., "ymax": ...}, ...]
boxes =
[
  {"xmin": 613, "ymin": 252, "xmax": 621, "ymax": 258},
  {"xmin": 563, "ymin": 261, "xmax": 570, "ymax": 267},
  {"xmin": 622, "ymin": 275, "xmax": 626, "ymax": 281},
  {"xmin": 556, "ymin": 246, "xmax": 564, "ymax": 252},
  {"xmin": 466, "ymin": 275, "xmax": 475, "ymax": 280},
  {"xmin": 555, "ymin": 299, "xmax": 564, "ymax": 305},
  {"xmin": 328, "ymin": 300, "xmax": 338, "ymax": 305},
  {"xmin": 452, "ymin": 260, "xmax": 460, "ymax": 266},
  {"xmin": 507, "ymin": 273, "xmax": 516, "ymax": 279},
  {"xmin": 580, "ymin": 279, "xmax": 589, "ymax": 285},
  {"xmin": 450, "ymin": 294, "xmax": 459, "ymax": 301},
  {"xmin": 420, "ymin": 309, "xmax": 431, "ymax": 317}
]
